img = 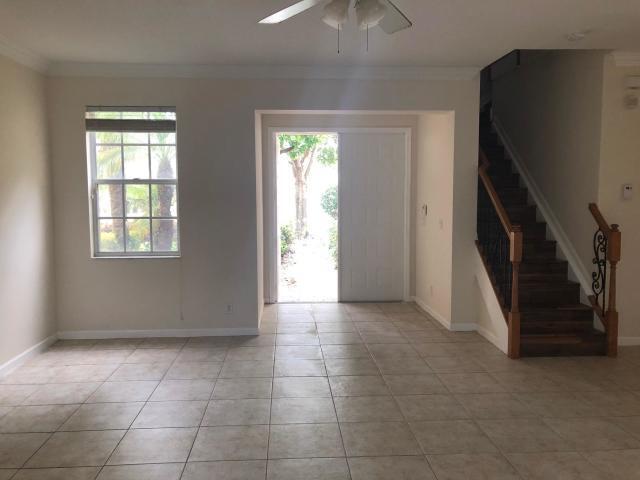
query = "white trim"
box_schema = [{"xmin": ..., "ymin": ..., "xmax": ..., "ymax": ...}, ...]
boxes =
[
  {"xmin": 0, "ymin": 335, "xmax": 58, "ymax": 378},
  {"xmin": 619, "ymin": 337, "xmax": 640, "ymax": 346},
  {"xmin": 476, "ymin": 324, "xmax": 505, "ymax": 350},
  {"xmin": 47, "ymin": 62, "xmax": 480, "ymax": 80},
  {"xmin": 492, "ymin": 115, "xmax": 592, "ymax": 295},
  {"xmin": 57, "ymin": 328, "xmax": 260, "ymax": 340},
  {"xmin": 0, "ymin": 34, "xmax": 49, "ymax": 73},
  {"xmin": 611, "ymin": 51, "xmax": 640, "ymax": 67}
]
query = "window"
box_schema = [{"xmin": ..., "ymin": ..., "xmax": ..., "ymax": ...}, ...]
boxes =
[{"xmin": 86, "ymin": 108, "xmax": 180, "ymax": 257}]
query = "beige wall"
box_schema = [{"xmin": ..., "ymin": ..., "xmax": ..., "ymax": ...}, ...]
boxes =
[
  {"xmin": 47, "ymin": 75, "xmax": 480, "ymax": 335},
  {"xmin": 415, "ymin": 112, "xmax": 455, "ymax": 325},
  {"xmin": 493, "ymin": 51, "xmax": 605, "ymax": 280},
  {"xmin": 0, "ymin": 55, "xmax": 55, "ymax": 366},
  {"xmin": 599, "ymin": 54, "xmax": 640, "ymax": 340}
]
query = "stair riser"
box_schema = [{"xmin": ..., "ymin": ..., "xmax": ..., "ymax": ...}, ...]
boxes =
[
  {"xmin": 519, "ymin": 286, "xmax": 581, "ymax": 307},
  {"xmin": 520, "ymin": 262, "xmax": 568, "ymax": 276},
  {"xmin": 521, "ymin": 343, "xmax": 606, "ymax": 357}
]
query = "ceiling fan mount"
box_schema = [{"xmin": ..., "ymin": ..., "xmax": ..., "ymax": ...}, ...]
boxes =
[{"xmin": 259, "ymin": 0, "xmax": 412, "ymax": 35}]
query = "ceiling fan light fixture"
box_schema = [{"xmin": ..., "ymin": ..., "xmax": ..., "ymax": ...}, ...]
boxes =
[
  {"xmin": 356, "ymin": 0, "xmax": 387, "ymax": 30},
  {"xmin": 322, "ymin": 0, "xmax": 350, "ymax": 29}
]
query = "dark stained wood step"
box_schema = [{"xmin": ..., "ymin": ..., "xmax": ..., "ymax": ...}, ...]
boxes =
[
  {"xmin": 521, "ymin": 305, "xmax": 595, "ymax": 334},
  {"xmin": 518, "ymin": 281, "xmax": 581, "ymax": 307},
  {"xmin": 522, "ymin": 240, "xmax": 557, "ymax": 261},
  {"xmin": 520, "ymin": 332, "xmax": 606, "ymax": 356}
]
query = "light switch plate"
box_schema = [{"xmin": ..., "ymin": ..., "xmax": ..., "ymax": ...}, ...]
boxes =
[{"xmin": 623, "ymin": 184, "xmax": 633, "ymax": 200}]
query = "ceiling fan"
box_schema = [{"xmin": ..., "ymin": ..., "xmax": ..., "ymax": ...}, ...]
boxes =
[{"xmin": 259, "ymin": 0, "xmax": 412, "ymax": 35}]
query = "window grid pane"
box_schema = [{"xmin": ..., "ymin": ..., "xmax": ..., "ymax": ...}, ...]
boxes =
[{"xmin": 87, "ymin": 108, "xmax": 178, "ymax": 256}]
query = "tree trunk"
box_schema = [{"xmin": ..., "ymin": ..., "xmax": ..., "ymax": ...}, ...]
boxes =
[
  {"xmin": 154, "ymin": 152, "xmax": 175, "ymax": 251},
  {"xmin": 294, "ymin": 174, "xmax": 308, "ymax": 239},
  {"xmin": 109, "ymin": 185, "xmax": 124, "ymax": 249}
]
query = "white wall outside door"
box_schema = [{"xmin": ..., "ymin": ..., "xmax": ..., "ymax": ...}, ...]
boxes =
[{"xmin": 339, "ymin": 131, "xmax": 408, "ymax": 302}]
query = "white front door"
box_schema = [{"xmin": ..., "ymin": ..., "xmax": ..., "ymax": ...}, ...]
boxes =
[{"xmin": 338, "ymin": 131, "xmax": 407, "ymax": 302}]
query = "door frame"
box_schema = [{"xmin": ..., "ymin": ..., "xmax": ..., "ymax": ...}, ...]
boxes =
[{"xmin": 265, "ymin": 127, "xmax": 412, "ymax": 304}]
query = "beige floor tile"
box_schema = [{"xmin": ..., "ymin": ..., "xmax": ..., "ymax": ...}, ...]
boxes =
[
  {"xmin": 133, "ymin": 401, "xmax": 206, "ymax": 428},
  {"xmin": 275, "ymin": 346, "xmax": 323, "ymax": 360},
  {"xmin": 92, "ymin": 338, "xmax": 143, "ymax": 350},
  {"xmin": 220, "ymin": 361, "xmax": 274, "ymax": 378},
  {"xmin": 344, "ymin": 304, "xmax": 382, "ymax": 314},
  {"xmin": 477, "ymin": 418, "xmax": 572, "ymax": 453},
  {"xmin": 348, "ymin": 313, "xmax": 388, "ymax": 322},
  {"xmin": 316, "ymin": 323, "xmax": 356, "ymax": 334},
  {"xmin": 581, "ymin": 391, "xmax": 640, "ymax": 416},
  {"xmin": 0, "ymin": 407, "xmax": 11, "ymax": 419},
  {"xmin": 360, "ymin": 332, "xmax": 408, "ymax": 344},
  {"xmin": 190, "ymin": 425, "xmax": 269, "ymax": 461},
  {"xmin": 341, "ymin": 422, "xmax": 420, "ymax": 456},
  {"xmin": 313, "ymin": 314, "xmax": 351, "ymax": 323},
  {"xmin": 149, "ymin": 379, "xmax": 214, "ymax": 401},
  {"xmin": 321, "ymin": 344, "xmax": 370, "ymax": 359},
  {"xmin": 374, "ymin": 357, "xmax": 432, "ymax": 375},
  {"xmin": 508, "ymin": 452, "xmax": 609, "ymax": 480},
  {"xmin": 403, "ymin": 330, "xmax": 450, "ymax": 343},
  {"xmin": 383, "ymin": 374, "xmax": 447, "ymax": 395},
  {"xmin": 610, "ymin": 416, "xmax": 640, "ymax": 440},
  {"xmin": 276, "ymin": 334, "xmax": 320, "ymax": 346},
  {"xmin": 427, "ymin": 453, "xmax": 520, "ymax": 480},
  {"xmin": 267, "ymin": 458, "xmax": 350, "ymax": 479},
  {"xmin": 410, "ymin": 420, "xmax": 497, "ymax": 454},
  {"xmin": 334, "ymin": 396, "xmax": 403, "ymax": 422},
  {"xmin": 13, "ymin": 467, "xmax": 100, "ymax": 480},
  {"xmin": 367, "ymin": 344, "xmax": 419, "ymax": 358},
  {"xmin": 412, "ymin": 343, "xmax": 461, "ymax": 358},
  {"xmin": 138, "ymin": 338, "xmax": 187, "ymax": 349},
  {"xmin": 176, "ymin": 348, "xmax": 227, "ymax": 363},
  {"xmin": 27, "ymin": 430, "xmax": 125, "ymax": 467},
  {"xmin": 0, "ymin": 386, "xmax": 39, "ymax": 406},
  {"xmin": 202, "ymin": 399, "xmax": 271, "ymax": 426},
  {"xmin": 274, "ymin": 359, "xmax": 326, "ymax": 377},
  {"xmin": 348, "ymin": 456, "xmax": 435, "ymax": 480},
  {"xmin": 438, "ymin": 373, "xmax": 506, "ymax": 394},
  {"xmin": 324, "ymin": 358, "xmax": 379, "ymax": 376},
  {"xmin": 124, "ymin": 349, "xmax": 179, "ymax": 364},
  {"xmin": 87, "ymin": 381, "xmax": 158, "ymax": 403},
  {"xmin": 108, "ymin": 428, "xmax": 197, "ymax": 465},
  {"xmin": 98, "ymin": 463, "xmax": 184, "ymax": 480},
  {"xmin": 0, "ymin": 470, "xmax": 16, "ymax": 480},
  {"xmin": 60, "ymin": 402, "xmax": 143, "ymax": 431},
  {"xmin": 543, "ymin": 417, "xmax": 640, "ymax": 451},
  {"xmin": 109, "ymin": 363, "xmax": 170, "ymax": 381},
  {"xmin": 425, "ymin": 356, "xmax": 486, "ymax": 373},
  {"xmin": 271, "ymin": 397, "xmax": 336, "ymax": 424},
  {"xmin": 514, "ymin": 392, "xmax": 599, "ymax": 417},
  {"xmin": 318, "ymin": 333, "xmax": 362, "ymax": 345},
  {"xmin": 585, "ymin": 449, "xmax": 640, "ymax": 479},
  {"xmin": 272, "ymin": 377, "xmax": 331, "ymax": 398},
  {"xmin": 182, "ymin": 460, "xmax": 266, "ymax": 480},
  {"xmin": 165, "ymin": 362, "xmax": 222, "ymax": 380},
  {"xmin": 0, "ymin": 433, "xmax": 50, "ymax": 468},
  {"xmin": 23, "ymin": 383, "xmax": 101, "ymax": 405},
  {"xmin": 225, "ymin": 347, "xmax": 275, "ymax": 362},
  {"xmin": 491, "ymin": 372, "xmax": 564, "ymax": 393},
  {"xmin": 0, "ymin": 405, "xmax": 78, "ymax": 433},
  {"xmin": 395, "ymin": 395, "xmax": 470, "ymax": 421},
  {"xmin": 328, "ymin": 376, "xmax": 390, "ymax": 396},
  {"xmin": 268, "ymin": 424, "xmax": 344, "ymax": 459},
  {"xmin": 276, "ymin": 323, "xmax": 317, "ymax": 334},
  {"xmin": 49, "ymin": 365, "xmax": 118, "ymax": 383},
  {"xmin": 456, "ymin": 393, "xmax": 535, "ymax": 419},
  {"xmin": 235, "ymin": 335, "xmax": 277, "ymax": 347},
  {"xmin": 0, "ymin": 366, "xmax": 55, "ymax": 385},
  {"xmin": 212, "ymin": 378, "xmax": 272, "ymax": 399}
]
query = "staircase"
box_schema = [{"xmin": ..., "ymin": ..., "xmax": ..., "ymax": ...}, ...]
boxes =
[{"xmin": 479, "ymin": 109, "xmax": 607, "ymax": 357}]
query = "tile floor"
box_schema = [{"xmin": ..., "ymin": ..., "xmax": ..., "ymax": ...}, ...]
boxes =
[{"xmin": 0, "ymin": 302, "xmax": 640, "ymax": 479}]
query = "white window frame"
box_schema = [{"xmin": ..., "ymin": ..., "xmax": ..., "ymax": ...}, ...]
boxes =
[{"xmin": 86, "ymin": 107, "xmax": 181, "ymax": 258}]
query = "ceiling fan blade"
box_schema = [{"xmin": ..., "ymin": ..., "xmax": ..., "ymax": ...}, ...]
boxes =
[
  {"xmin": 259, "ymin": 0, "xmax": 325, "ymax": 24},
  {"xmin": 378, "ymin": 0, "xmax": 412, "ymax": 34}
]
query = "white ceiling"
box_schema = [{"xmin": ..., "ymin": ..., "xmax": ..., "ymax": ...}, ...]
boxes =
[{"xmin": 1, "ymin": 0, "xmax": 640, "ymax": 69}]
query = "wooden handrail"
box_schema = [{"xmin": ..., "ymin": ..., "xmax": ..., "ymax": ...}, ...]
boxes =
[
  {"xmin": 477, "ymin": 147, "xmax": 522, "ymax": 358},
  {"xmin": 587, "ymin": 203, "xmax": 621, "ymax": 357},
  {"xmin": 479, "ymin": 149, "xmax": 516, "ymax": 235}
]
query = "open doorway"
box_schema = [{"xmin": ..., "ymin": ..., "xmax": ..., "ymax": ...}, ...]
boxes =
[{"xmin": 276, "ymin": 133, "xmax": 338, "ymax": 302}]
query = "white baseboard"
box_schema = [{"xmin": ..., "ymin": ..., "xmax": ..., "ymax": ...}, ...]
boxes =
[
  {"xmin": 492, "ymin": 116, "xmax": 592, "ymax": 295},
  {"xmin": 0, "ymin": 334, "xmax": 58, "ymax": 377},
  {"xmin": 619, "ymin": 337, "xmax": 640, "ymax": 346},
  {"xmin": 57, "ymin": 327, "xmax": 260, "ymax": 340}
]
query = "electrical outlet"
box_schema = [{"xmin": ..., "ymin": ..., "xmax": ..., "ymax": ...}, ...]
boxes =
[{"xmin": 225, "ymin": 304, "xmax": 234, "ymax": 314}]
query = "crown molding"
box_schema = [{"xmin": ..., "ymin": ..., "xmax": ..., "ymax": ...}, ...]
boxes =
[
  {"xmin": 0, "ymin": 35, "xmax": 49, "ymax": 73},
  {"xmin": 47, "ymin": 62, "xmax": 480, "ymax": 81},
  {"xmin": 612, "ymin": 51, "xmax": 640, "ymax": 67}
]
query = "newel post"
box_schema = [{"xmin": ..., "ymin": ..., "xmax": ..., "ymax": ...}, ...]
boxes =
[
  {"xmin": 508, "ymin": 226, "xmax": 523, "ymax": 359},
  {"xmin": 606, "ymin": 225, "xmax": 621, "ymax": 357}
]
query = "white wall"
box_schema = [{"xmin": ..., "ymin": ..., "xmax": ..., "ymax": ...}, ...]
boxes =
[
  {"xmin": 492, "ymin": 51, "xmax": 605, "ymax": 278},
  {"xmin": 415, "ymin": 112, "xmax": 455, "ymax": 326},
  {"xmin": 0, "ymin": 55, "xmax": 56, "ymax": 367},
  {"xmin": 599, "ymin": 54, "xmax": 640, "ymax": 341},
  {"xmin": 47, "ymin": 74, "xmax": 480, "ymax": 335}
]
